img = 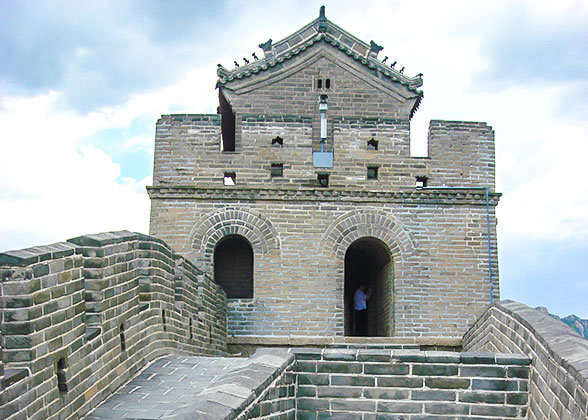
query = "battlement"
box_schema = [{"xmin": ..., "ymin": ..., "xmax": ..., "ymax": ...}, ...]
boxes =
[
  {"xmin": 152, "ymin": 115, "xmax": 495, "ymax": 191},
  {"xmin": 0, "ymin": 231, "xmax": 226, "ymax": 420}
]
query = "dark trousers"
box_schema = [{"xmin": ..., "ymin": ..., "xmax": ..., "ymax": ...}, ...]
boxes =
[{"xmin": 355, "ymin": 309, "xmax": 368, "ymax": 336}]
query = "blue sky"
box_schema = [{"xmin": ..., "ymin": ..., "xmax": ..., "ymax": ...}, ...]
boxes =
[{"xmin": 1, "ymin": 0, "xmax": 587, "ymax": 318}]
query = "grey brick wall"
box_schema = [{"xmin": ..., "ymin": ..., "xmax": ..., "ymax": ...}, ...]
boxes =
[
  {"xmin": 237, "ymin": 364, "xmax": 296, "ymax": 420},
  {"xmin": 292, "ymin": 348, "xmax": 529, "ymax": 419},
  {"xmin": 150, "ymin": 197, "xmax": 498, "ymax": 340},
  {"xmin": 150, "ymin": 116, "xmax": 495, "ymax": 192},
  {"xmin": 0, "ymin": 231, "xmax": 226, "ymax": 420},
  {"xmin": 463, "ymin": 300, "xmax": 588, "ymax": 420}
]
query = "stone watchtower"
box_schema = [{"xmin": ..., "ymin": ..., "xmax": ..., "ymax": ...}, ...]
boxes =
[{"xmin": 147, "ymin": 7, "xmax": 499, "ymax": 348}]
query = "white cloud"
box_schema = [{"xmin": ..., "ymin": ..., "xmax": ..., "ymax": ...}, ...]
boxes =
[
  {"xmin": 0, "ymin": 62, "xmax": 222, "ymax": 251},
  {"xmin": 0, "ymin": 92, "xmax": 150, "ymax": 250},
  {"xmin": 1, "ymin": 0, "xmax": 587, "ymax": 317}
]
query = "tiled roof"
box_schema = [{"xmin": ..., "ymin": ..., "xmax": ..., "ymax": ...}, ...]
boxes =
[{"xmin": 216, "ymin": 15, "xmax": 423, "ymax": 94}]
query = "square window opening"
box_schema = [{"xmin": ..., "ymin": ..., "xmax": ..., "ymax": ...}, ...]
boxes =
[
  {"xmin": 270, "ymin": 163, "xmax": 283, "ymax": 177},
  {"xmin": 317, "ymin": 173, "xmax": 329, "ymax": 187},
  {"xmin": 415, "ymin": 176, "xmax": 428, "ymax": 188},
  {"xmin": 367, "ymin": 166, "xmax": 379, "ymax": 180},
  {"xmin": 224, "ymin": 172, "xmax": 236, "ymax": 186}
]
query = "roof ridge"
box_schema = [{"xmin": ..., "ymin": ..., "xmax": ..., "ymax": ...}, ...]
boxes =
[{"xmin": 217, "ymin": 32, "xmax": 422, "ymax": 90}]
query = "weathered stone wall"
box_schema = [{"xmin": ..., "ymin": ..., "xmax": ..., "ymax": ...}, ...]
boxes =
[
  {"xmin": 427, "ymin": 120, "xmax": 496, "ymax": 188},
  {"xmin": 236, "ymin": 358, "xmax": 296, "ymax": 420},
  {"xmin": 149, "ymin": 197, "xmax": 498, "ymax": 340},
  {"xmin": 292, "ymin": 348, "xmax": 530, "ymax": 419},
  {"xmin": 149, "ymin": 110, "xmax": 498, "ymax": 342},
  {"xmin": 0, "ymin": 231, "xmax": 226, "ymax": 420},
  {"xmin": 151, "ymin": 116, "xmax": 495, "ymax": 191},
  {"xmin": 463, "ymin": 300, "xmax": 588, "ymax": 420}
]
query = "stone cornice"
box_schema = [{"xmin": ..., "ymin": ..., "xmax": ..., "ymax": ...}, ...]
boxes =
[{"xmin": 147, "ymin": 185, "xmax": 501, "ymax": 206}]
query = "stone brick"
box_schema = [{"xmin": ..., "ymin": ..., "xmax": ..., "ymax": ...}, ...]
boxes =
[
  {"xmin": 472, "ymin": 378, "xmax": 519, "ymax": 391},
  {"xmin": 377, "ymin": 376, "xmax": 423, "ymax": 388},
  {"xmin": 330, "ymin": 399, "xmax": 375, "ymax": 412},
  {"xmin": 460, "ymin": 365, "xmax": 506, "ymax": 378},
  {"xmin": 412, "ymin": 364, "xmax": 458, "ymax": 376},
  {"xmin": 425, "ymin": 377, "xmax": 470, "ymax": 389},
  {"xmin": 412, "ymin": 390, "xmax": 457, "ymax": 401},
  {"xmin": 317, "ymin": 386, "xmax": 362, "ymax": 398},
  {"xmin": 363, "ymin": 388, "xmax": 408, "ymax": 400},
  {"xmin": 364, "ymin": 363, "xmax": 409, "ymax": 375},
  {"xmin": 298, "ymin": 373, "xmax": 329, "ymax": 386},
  {"xmin": 330, "ymin": 375, "xmax": 374, "ymax": 387},
  {"xmin": 377, "ymin": 401, "xmax": 422, "ymax": 413},
  {"xmin": 316, "ymin": 362, "xmax": 362, "ymax": 374}
]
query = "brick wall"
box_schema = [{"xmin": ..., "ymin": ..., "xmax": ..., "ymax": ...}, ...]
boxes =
[
  {"xmin": 463, "ymin": 300, "xmax": 588, "ymax": 420},
  {"xmin": 237, "ymin": 362, "xmax": 296, "ymax": 420},
  {"xmin": 149, "ymin": 106, "xmax": 498, "ymax": 343},
  {"xmin": 150, "ymin": 197, "xmax": 498, "ymax": 340},
  {"xmin": 0, "ymin": 231, "xmax": 226, "ymax": 420},
  {"xmin": 150, "ymin": 116, "xmax": 495, "ymax": 192},
  {"xmin": 293, "ymin": 348, "xmax": 530, "ymax": 419}
]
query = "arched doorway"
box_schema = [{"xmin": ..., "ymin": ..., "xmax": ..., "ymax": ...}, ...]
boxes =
[
  {"xmin": 214, "ymin": 235, "xmax": 253, "ymax": 299},
  {"xmin": 344, "ymin": 237, "xmax": 393, "ymax": 336}
]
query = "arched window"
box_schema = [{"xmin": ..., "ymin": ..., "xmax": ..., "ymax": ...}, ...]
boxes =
[{"xmin": 214, "ymin": 235, "xmax": 253, "ymax": 298}]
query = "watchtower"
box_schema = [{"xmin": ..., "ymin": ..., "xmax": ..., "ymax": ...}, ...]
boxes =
[{"xmin": 147, "ymin": 7, "xmax": 499, "ymax": 347}]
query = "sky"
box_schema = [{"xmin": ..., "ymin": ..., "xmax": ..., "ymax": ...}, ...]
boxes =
[{"xmin": 1, "ymin": 0, "xmax": 587, "ymax": 318}]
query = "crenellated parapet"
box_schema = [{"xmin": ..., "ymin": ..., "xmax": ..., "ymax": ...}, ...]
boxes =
[
  {"xmin": 463, "ymin": 300, "xmax": 588, "ymax": 420},
  {"xmin": 0, "ymin": 231, "xmax": 226, "ymax": 420}
]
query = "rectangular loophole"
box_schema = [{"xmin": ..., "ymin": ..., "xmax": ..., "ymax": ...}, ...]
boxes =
[
  {"xmin": 317, "ymin": 173, "xmax": 329, "ymax": 187},
  {"xmin": 416, "ymin": 176, "xmax": 428, "ymax": 188},
  {"xmin": 56, "ymin": 358, "xmax": 68, "ymax": 393},
  {"xmin": 224, "ymin": 172, "xmax": 236, "ymax": 186},
  {"xmin": 367, "ymin": 166, "xmax": 378, "ymax": 180},
  {"xmin": 119, "ymin": 323, "xmax": 126, "ymax": 352},
  {"xmin": 270, "ymin": 163, "xmax": 283, "ymax": 177}
]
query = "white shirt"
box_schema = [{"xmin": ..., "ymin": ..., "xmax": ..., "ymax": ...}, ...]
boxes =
[{"xmin": 354, "ymin": 289, "xmax": 367, "ymax": 311}]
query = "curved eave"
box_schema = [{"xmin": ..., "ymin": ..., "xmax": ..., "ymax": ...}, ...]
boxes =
[
  {"xmin": 217, "ymin": 33, "xmax": 423, "ymax": 94},
  {"xmin": 410, "ymin": 91, "xmax": 424, "ymax": 120}
]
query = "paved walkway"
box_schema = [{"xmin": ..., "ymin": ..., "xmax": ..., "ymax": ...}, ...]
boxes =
[{"xmin": 83, "ymin": 351, "xmax": 292, "ymax": 420}]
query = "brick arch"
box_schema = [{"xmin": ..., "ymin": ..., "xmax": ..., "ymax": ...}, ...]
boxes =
[
  {"xmin": 190, "ymin": 208, "xmax": 280, "ymax": 267},
  {"xmin": 321, "ymin": 209, "xmax": 417, "ymax": 260}
]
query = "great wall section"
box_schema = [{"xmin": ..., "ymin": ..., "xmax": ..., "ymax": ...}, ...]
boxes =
[
  {"xmin": 2, "ymin": 6, "xmax": 588, "ymax": 420},
  {"xmin": 1, "ymin": 231, "xmax": 587, "ymax": 419}
]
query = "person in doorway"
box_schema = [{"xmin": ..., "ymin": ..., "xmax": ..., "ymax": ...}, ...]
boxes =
[{"xmin": 354, "ymin": 283, "xmax": 370, "ymax": 336}]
